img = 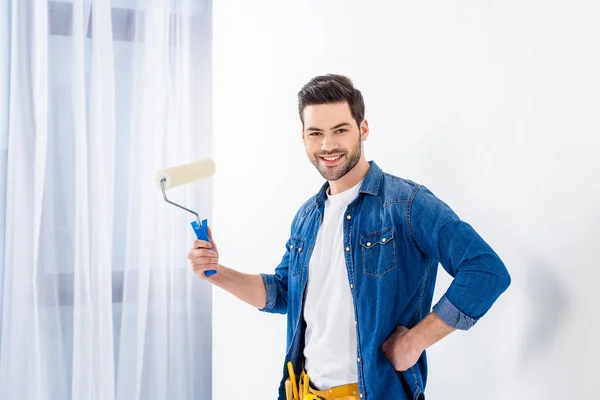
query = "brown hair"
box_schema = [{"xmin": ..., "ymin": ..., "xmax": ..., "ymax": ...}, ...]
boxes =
[{"xmin": 297, "ymin": 74, "xmax": 365, "ymax": 128}]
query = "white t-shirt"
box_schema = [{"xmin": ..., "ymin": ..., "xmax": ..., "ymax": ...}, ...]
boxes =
[{"xmin": 303, "ymin": 179, "xmax": 363, "ymax": 390}]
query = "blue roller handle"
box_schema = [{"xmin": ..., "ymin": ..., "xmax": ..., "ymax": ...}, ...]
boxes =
[{"xmin": 191, "ymin": 219, "xmax": 217, "ymax": 277}]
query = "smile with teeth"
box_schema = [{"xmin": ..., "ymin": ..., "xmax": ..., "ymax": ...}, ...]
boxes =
[{"xmin": 320, "ymin": 154, "xmax": 343, "ymax": 161}]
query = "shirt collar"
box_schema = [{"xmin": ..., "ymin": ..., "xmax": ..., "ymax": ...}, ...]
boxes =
[{"xmin": 314, "ymin": 161, "xmax": 382, "ymax": 208}]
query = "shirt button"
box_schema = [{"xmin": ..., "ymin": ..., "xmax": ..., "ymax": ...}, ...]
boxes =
[
  {"xmin": 350, "ymin": 284, "xmax": 354, "ymax": 289},
  {"xmin": 357, "ymin": 357, "xmax": 361, "ymax": 362},
  {"xmin": 360, "ymin": 394, "xmax": 363, "ymax": 398},
  {"xmin": 347, "ymin": 215, "xmax": 352, "ymax": 220},
  {"xmin": 345, "ymin": 247, "xmax": 350, "ymax": 252},
  {"xmin": 366, "ymin": 242, "xmax": 371, "ymax": 247},
  {"xmin": 382, "ymin": 238, "xmax": 387, "ymax": 243},
  {"xmin": 355, "ymin": 320, "xmax": 357, "ymax": 325}
]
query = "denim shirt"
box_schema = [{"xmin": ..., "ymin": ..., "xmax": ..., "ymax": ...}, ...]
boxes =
[{"xmin": 259, "ymin": 161, "xmax": 511, "ymax": 400}]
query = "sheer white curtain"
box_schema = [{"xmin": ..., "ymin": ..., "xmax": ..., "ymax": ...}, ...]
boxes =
[{"xmin": 0, "ymin": 1, "xmax": 213, "ymax": 399}]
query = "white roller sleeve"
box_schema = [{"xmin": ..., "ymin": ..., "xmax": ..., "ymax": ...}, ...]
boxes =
[{"xmin": 155, "ymin": 159, "xmax": 216, "ymax": 190}]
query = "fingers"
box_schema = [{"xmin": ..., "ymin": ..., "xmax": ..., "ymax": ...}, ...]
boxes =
[
  {"xmin": 188, "ymin": 248, "xmax": 218, "ymax": 259},
  {"xmin": 382, "ymin": 339, "xmax": 402, "ymax": 370},
  {"xmin": 188, "ymin": 251, "xmax": 218, "ymax": 266},
  {"xmin": 192, "ymin": 262, "xmax": 219, "ymax": 275},
  {"xmin": 189, "ymin": 253, "xmax": 218, "ymax": 277},
  {"xmin": 381, "ymin": 326, "xmax": 415, "ymax": 372},
  {"xmin": 188, "ymin": 249, "xmax": 218, "ymax": 270},
  {"xmin": 381, "ymin": 335, "xmax": 396, "ymax": 367},
  {"xmin": 190, "ymin": 256, "xmax": 218, "ymax": 265},
  {"xmin": 381, "ymin": 336, "xmax": 391, "ymax": 352},
  {"xmin": 189, "ymin": 228, "xmax": 219, "ymax": 280},
  {"xmin": 188, "ymin": 241, "xmax": 218, "ymax": 280},
  {"xmin": 381, "ymin": 326, "xmax": 408, "ymax": 359},
  {"xmin": 382, "ymin": 344, "xmax": 396, "ymax": 368},
  {"xmin": 193, "ymin": 239, "xmax": 212, "ymax": 249}
]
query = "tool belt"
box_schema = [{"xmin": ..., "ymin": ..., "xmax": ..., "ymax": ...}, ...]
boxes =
[{"xmin": 285, "ymin": 362, "xmax": 360, "ymax": 400}]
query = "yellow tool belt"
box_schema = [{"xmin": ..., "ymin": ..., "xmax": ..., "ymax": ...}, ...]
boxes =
[{"xmin": 286, "ymin": 362, "xmax": 360, "ymax": 400}]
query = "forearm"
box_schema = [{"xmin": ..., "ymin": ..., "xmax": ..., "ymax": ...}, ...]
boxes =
[
  {"xmin": 208, "ymin": 265, "xmax": 267, "ymax": 309},
  {"xmin": 406, "ymin": 312, "xmax": 456, "ymax": 352}
]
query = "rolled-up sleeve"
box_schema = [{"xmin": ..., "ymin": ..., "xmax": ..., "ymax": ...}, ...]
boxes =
[
  {"xmin": 258, "ymin": 211, "xmax": 301, "ymax": 315},
  {"xmin": 259, "ymin": 260, "xmax": 289, "ymax": 315},
  {"xmin": 408, "ymin": 185, "xmax": 511, "ymax": 330}
]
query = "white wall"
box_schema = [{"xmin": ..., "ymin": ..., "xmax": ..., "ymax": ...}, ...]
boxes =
[
  {"xmin": 0, "ymin": 0, "xmax": 10, "ymax": 340},
  {"xmin": 212, "ymin": 1, "xmax": 600, "ymax": 399}
]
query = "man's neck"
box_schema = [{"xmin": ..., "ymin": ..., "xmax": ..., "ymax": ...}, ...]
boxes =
[{"xmin": 328, "ymin": 158, "xmax": 370, "ymax": 195}]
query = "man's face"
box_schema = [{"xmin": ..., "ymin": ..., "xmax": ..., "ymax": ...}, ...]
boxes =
[{"xmin": 302, "ymin": 102, "xmax": 368, "ymax": 182}]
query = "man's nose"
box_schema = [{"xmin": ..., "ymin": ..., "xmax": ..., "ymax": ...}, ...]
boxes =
[{"xmin": 321, "ymin": 133, "xmax": 338, "ymax": 152}]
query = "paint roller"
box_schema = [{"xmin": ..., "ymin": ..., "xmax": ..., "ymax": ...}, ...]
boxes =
[{"xmin": 155, "ymin": 159, "xmax": 217, "ymax": 276}]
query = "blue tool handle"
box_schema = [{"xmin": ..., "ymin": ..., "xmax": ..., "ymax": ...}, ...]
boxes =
[{"xmin": 191, "ymin": 219, "xmax": 217, "ymax": 277}]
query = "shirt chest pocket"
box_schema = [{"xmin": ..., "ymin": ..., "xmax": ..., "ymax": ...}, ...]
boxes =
[
  {"xmin": 359, "ymin": 228, "xmax": 396, "ymax": 277},
  {"xmin": 287, "ymin": 236, "xmax": 306, "ymax": 278}
]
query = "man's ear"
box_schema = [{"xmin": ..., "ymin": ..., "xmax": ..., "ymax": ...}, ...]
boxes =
[{"xmin": 360, "ymin": 119, "xmax": 370, "ymax": 141}]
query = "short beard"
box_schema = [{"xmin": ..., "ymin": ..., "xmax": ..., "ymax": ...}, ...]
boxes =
[{"xmin": 312, "ymin": 137, "xmax": 361, "ymax": 181}]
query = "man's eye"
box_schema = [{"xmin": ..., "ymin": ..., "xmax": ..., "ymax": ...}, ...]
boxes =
[
  {"xmin": 310, "ymin": 132, "xmax": 322, "ymax": 136},
  {"xmin": 335, "ymin": 129, "xmax": 347, "ymax": 134}
]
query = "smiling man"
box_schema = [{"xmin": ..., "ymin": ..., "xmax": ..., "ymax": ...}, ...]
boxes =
[{"xmin": 188, "ymin": 74, "xmax": 511, "ymax": 400}]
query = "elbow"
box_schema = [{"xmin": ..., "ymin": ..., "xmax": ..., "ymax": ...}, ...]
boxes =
[
  {"xmin": 500, "ymin": 269, "xmax": 511, "ymax": 293},
  {"xmin": 494, "ymin": 257, "xmax": 511, "ymax": 296}
]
